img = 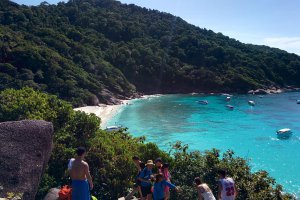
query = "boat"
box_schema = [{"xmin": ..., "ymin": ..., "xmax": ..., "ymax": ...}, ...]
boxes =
[
  {"xmin": 105, "ymin": 125, "xmax": 122, "ymax": 132},
  {"xmin": 221, "ymin": 93, "xmax": 233, "ymax": 97},
  {"xmin": 226, "ymin": 96, "xmax": 231, "ymax": 101},
  {"xmin": 297, "ymin": 100, "xmax": 300, "ymax": 104},
  {"xmin": 248, "ymin": 100, "xmax": 255, "ymax": 106},
  {"xmin": 226, "ymin": 105, "xmax": 234, "ymax": 110},
  {"xmin": 276, "ymin": 128, "xmax": 292, "ymax": 139},
  {"xmin": 197, "ymin": 100, "xmax": 208, "ymax": 105}
]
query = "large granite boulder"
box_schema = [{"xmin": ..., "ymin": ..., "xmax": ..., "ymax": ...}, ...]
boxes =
[{"xmin": 0, "ymin": 120, "xmax": 54, "ymax": 200}]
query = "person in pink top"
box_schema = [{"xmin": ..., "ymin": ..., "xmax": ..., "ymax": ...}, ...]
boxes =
[
  {"xmin": 161, "ymin": 163, "xmax": 171, "ymax": 200},
  {"xmin": 217, "ymin": 169, "xmax": 238, "ymax": 200},
  {"xmin": 155, "ymin": 158, "xmax": 172, "ymax": 200}
]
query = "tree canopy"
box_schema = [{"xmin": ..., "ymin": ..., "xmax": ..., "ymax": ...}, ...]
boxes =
[{"xmin": 1, "ymin": 0, "xmax": 300, "ymax": 105}]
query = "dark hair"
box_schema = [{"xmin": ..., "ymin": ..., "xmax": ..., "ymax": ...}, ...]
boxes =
[
  {"xmin": 132, "ymin": 156, "xmax": 140, "ymax": 161},
  {"xmin": 139, "ymin": 162, "xmax": 145, "ymax": 169},
  {"xmin": 162, "ymin": 163, "xmax": 169, "ymax": 169},
  {"xmin": 217, "ymin": 169, "xmax": 227, "ymax": 177},
  {"xmin": 155, "ymin": 157, "xmax": 162, "ymax": 163},
  {"xmin": 76, "ymin": 147, "xmax": 86, "ymax": 156},
  {"xmin": 155, "ymin": 173, "xmax": 164, "ymax": 182},
  {"xmin": 194, "ymin": 177, "xmax": 202, "ymax": 185}
]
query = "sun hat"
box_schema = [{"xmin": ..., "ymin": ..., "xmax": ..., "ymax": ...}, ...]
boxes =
[{"xmin": 146, "ymin": 160, "xmax": 154, "ymax": 165}]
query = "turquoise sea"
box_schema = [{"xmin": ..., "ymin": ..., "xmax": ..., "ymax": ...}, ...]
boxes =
[{"xmin": 107, "ymin": 92, "xmax": 300, "ymax": 196}]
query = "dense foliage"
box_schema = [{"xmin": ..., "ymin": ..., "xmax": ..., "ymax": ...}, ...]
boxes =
[
  {"xmin": 0, "ymin": 88, "xmax": 294, "ymax": 199},
  {"xmin": 1, "ymin": 0, "xmax": 300, "ymax": 106}
]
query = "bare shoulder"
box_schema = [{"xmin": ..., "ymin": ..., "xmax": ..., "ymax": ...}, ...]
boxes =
[
  {"xmin": 198, "ymin": 185, "xmax": 205, "ymax": 193},
  {"xmin": 82, "ymin": 161, "xmax": 89, "ymax": 167}
]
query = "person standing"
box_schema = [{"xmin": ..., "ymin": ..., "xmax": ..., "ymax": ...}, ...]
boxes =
[
  {"xmin": 139, "ymin": 160, "xmax": 154, "ymax": 200},
  {"xmin": 155, "ymin": 158, "xmax": 163, "ymax": 173},
  {"xmin": 217, "ymin": 169, "xmax": 237, "ymax": 200},
  {"xmin": 194, "ymin": 177, "xmax": 216, "ymax": 200},
  {"xmin": 125, "ymin": 156, "xmax": 144, "ymax": 200},
  {"xmin": 153, "ymin": 174, "xmax": 179, "ymax": 200},
  {"xmin": 69, "ymin": 147, "xmax": 93, "ymax": 200},
  {"xmin": 161, "ymin": 163, "xmax": 171, "ymax": 200}
]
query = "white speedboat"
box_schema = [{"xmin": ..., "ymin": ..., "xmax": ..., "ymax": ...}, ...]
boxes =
[
  {"xmin": 226, "ymin": 96, "xmax": 231, "ymax": 101},
  {"xmin": 226, "ymin": 105, "xmax": 234, "ymax": 110},
  {"xmin": 248, "ymin": 100, "xmax": 255, "ymax": 106},
  {"xmin": 197, "ymin": 100, "xmax": 208, "ymax": 105},
  {"xmin": 276, "ymin": 128, "xmax": 292, "ymax": 139},
  {"xmin": 105, "ymin": 125, "xmax": 122, "ymax": 132}
]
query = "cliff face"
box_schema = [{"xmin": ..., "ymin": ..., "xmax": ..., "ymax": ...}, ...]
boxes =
[{"xmin": 0, "ymin": 120, "xmax": 54, "ymax": 200}]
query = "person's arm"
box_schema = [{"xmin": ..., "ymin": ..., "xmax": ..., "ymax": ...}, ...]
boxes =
[
  {"xmin": 218, "ymin": 181, "xmax": 222, "ymax": 200},
  {"xmin": 234, "ymin": 183, "xmax": 238, "ymax": 198},
  {"xmin": 196, "ymin": 186, "xmax": 204, "ymax": 200},
  {"xmin": 163, "ymin": 180, "xmax": 180, "ymax": 192},
  {"xmin": 85, "ymin": 163, "xmax": 94, "ymax": 190}
]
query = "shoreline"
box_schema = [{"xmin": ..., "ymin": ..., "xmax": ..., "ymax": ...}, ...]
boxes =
[
  {"xmin": 73, "ymin": 94, "xmax": 163, "ymax": 128},
  {"xmin": 74, "ymin": 100, "xmax": 130, "ymax": 128},
  {"xmin": 74, "ymin": 89, "xmax": 300, "ymax": 128}
]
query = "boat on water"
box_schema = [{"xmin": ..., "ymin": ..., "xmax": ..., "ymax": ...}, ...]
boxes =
[
  {"xmin": 226, "ymin": 105, "xmax": 234, "ymax": 110},
  {"xmin": 221, "ymin": 93, "xmax": 233, "ymax": 97},
  {"xmin": 276, "ymin": 128, "xmax": 292, "ymax": 139},
  {"xmin": 105, "ymin": 125, "xmax": 122, "ymax": 132},
  {"xmin": 226, "ymin": 96, "xmax": 231, "ymax": 101},
  {"xmin": 248, "ymin": 100, "xmax": 255, "ymax": 106},
  {"xmin": 197, "ymin": 100, "xmax": 208, "ymax": 105}
]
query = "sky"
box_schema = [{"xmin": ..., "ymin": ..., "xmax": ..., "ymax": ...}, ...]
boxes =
[{"xmin": 12, "ymin": 0, "xmax": 300, "ymax": 55}]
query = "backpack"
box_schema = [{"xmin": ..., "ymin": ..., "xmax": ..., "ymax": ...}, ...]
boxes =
[{"xmin": 58, "ymin": 185, "xmax": 72, "ymax": 200}]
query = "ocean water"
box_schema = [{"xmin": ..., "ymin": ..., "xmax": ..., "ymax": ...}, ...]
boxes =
[{"xmin": 108, "ymin": 92, "xmax": 300, "ymax": 196}]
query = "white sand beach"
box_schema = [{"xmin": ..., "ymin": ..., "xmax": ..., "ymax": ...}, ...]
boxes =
[
  {"xmin": 73, "ymin": 95, "xmax": 162, "ymax": 128},
  {"xmin": 74, "ymin": 100, "xmax": 130, "ymax": 128}
]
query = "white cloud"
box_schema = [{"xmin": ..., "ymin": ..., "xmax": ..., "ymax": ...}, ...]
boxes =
[{"xmin": 263, "ymin": 37, "xmax": 300, "ymax": 55}]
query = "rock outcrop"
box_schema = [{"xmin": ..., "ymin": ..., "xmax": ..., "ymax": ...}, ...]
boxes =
[
  {"xmin": 43, "ymin": 188, "xmax": 59, "ymax": 200},
  {"xmin": 0, "ymin": 120, "xmax": 54, "ymax": 200}
]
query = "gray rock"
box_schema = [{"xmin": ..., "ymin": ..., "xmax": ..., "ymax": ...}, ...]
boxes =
[
  {"xmin": 43, "ymin": 188, "xmax": 59, "ymax": 200},
  {"xmin": 0, "ymin": 120, "xmax": 54, "ymax": 200}
]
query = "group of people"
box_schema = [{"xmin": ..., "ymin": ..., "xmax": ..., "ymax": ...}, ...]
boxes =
[
  {"xmin": 125, "ymin": 156, "xmax": 238, "ymax": 200},
  {"xmin": 67, "ymin": 147, "xmax": 238, "ymax": 200},
  {"xmin": 125, "ymin": 156, "xmax": 179, "ymax": 200}
]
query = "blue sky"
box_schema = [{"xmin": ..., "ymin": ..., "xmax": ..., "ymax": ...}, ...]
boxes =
[{"xmin": 13, "ymin": 0, "xmax": 300, "ymax": 55}]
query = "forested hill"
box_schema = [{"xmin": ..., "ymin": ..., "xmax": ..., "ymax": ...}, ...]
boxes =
[{"xmin": 1, "ymin": 0, "xmax": 300, "ymax": 105}]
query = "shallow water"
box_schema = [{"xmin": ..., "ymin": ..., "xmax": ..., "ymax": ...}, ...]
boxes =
[{"xmin": 108, "ymin": 92, "xmax": 300, "ymax": 196}]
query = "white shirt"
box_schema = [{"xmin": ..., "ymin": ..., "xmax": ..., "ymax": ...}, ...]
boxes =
[
  {"xmin": 68, "ymin": 158, "xmax": 75, "ymax": 170},
  {"xmin": 220, "ymin": 178, "xmax": 235, "ymax": 200}
]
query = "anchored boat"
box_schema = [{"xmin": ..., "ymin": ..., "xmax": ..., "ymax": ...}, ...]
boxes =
[
  {"xmin": 276, "ymin": 128, "xmax": 292, "ymax": 139},
  {"xmin": 248, "ymin": 100, "xmax": 255, "ymax": 106},
  {"xmin": 197, "ymin": 100, "xmax": 208, "ymax": 105}
]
